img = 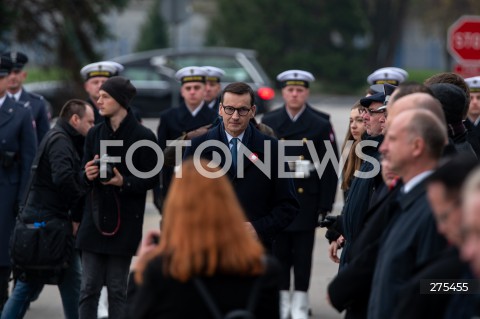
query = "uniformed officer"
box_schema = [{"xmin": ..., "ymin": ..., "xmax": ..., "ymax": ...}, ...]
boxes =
[
  {"xmin": 2, "ymin": 51, "xmax": 50, "ymax": 144},
  {"xmin": 0, "ymin": 56, "xmax": 37, "ymax": 312},
  {"xmin": 80, "ymin": 61, "xmax": 124, "ymax": 124},
  {"xmin": 465, "ymin": 76, "xmax": 480, "ymax": 126},
  {"xmin": 367, "ymin": 67, "xmax": 408, "ymax": 86},
  {"xmin": 202, "ymin": 66, "xmax": 225, "ymax": 110},
  {"xmin": 262, "ymin": 70, "xmax": 338, "ymax": 319},
  {"xmin": 156, "ymin": 66, "xmax": 217, "ymax": 209}
]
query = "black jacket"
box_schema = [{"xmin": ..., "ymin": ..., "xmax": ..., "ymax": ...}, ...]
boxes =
[
  {"xmin": 25, "ymin": 119, "xmax": 87, "ymax": 222},
  {"xmin": 125, "ymin": 255, "xmax": 281, "ymax": 319},
  {"xmin": 337, "ymin": 133, "xmax": 384, "ymax": 269},
  {"xmin": 76, "ymin": 111, "xmax": 159, "ymax": 256},
  {"xmin": 328, "ymin": 183, "xmax": 402, "ymax": 319}
]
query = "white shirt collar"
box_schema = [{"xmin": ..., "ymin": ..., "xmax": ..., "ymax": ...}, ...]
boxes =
[
  {"xmin": 225, "ymin": 131, "xmax": 245, "ymax": 145},
  {"xmin": 402, "ymin": 170, "xmax": 433, "ymax": 194},
  {"xmin": 8, "ymin": 89, "xmax": 22, "ymax": 102},
  {"xmin": 190, "ymin": 101, "xmax": 205, "ymax": 117},
  {"xmin": 286, "ymin": 105, "xmax": 306, "ymax": 122}
]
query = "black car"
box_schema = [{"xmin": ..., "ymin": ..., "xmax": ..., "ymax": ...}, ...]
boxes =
[
  {"xmin": 112, "ymin": 47, "xmax": 275, "ymax": 117},
  {"xmin": 25, "ymin": 47, "xmax": 275, "ymax": 118}
]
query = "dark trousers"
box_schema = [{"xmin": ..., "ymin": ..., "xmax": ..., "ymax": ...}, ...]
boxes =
[
  {"xmin": 272, "ymin": 230, "xmax": 316, "ymax": 291},
  {"xmin": 78, "ymin": 251, "xmax": 131, "ymax": 319},
  {"xmin": 0, "ymin": 267, "xmax": 10, "ymax": 313}
]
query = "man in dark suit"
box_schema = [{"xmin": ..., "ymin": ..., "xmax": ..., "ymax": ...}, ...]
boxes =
[
  {"xmin": 156, "ymin": 66, "xmax": 218, "ymax": 209},
  {"xmin": 0, "ymin": 55, "xmax": 37, "ymax": 312},
  {"xmin": 368, "ymin": 108, "xmax": 448, "ymax": 319},
  {"xmin": 2, "ymin": 51, "xmax": 50, "ymax": 144},
  {"xmin": 262, "ymin": 69, "xmax": 338, "ymax": 319},
  {"xmin": 183, "ymin": 82, "xmax": 299, "ymax": 249}
]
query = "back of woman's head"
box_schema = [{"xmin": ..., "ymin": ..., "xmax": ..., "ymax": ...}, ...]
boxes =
[{"xmin": 158, "ymin": 159, "xmax": 265, "ymax": 281}]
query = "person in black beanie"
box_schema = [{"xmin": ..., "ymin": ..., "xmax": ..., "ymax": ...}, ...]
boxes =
[
  {"xmin": 76, "ymin": 76, "xmax": 160, "ymax": 319},
  {"xmin": 429, "ymin": 83, "xmax": 477, "ymax": 159}
]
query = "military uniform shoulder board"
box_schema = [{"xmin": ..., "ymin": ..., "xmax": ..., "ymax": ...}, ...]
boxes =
[{"xmin": 27, "ymin": 91, "xmax": 44, "ymax": 100}]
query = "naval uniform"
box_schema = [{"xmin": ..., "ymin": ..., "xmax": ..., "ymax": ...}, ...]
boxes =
[
  {"xmin": 156, "ymin": 101, "xmax": 217, "ymax": 203},
  {"xmin": 262, "ymin": 104, "xmax": 338, "ymax": 291}
]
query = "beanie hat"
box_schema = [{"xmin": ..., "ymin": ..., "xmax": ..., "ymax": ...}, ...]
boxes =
[
  {"xmin": 100, "ymin": 76, "xmax": 136, "ymax": 109},
  {"xmin": 429, "ymin": 83, "xmax": 466, "ymax": 124}
]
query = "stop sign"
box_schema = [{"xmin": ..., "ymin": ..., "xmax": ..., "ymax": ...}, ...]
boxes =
[{"xmin": 448, "ymin": 15, "xmax": 480, "ymax": 62}]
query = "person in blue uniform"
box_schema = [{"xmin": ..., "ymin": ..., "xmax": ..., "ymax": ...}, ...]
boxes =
[
  {"xmin": 156, "ymin": 66, "xmax": 217, "ymax": 210},
  {"xmin": 262, "ymin": 70, "xmax": 338, "ymax": 319},
  {"xmin": 0, "ymin": 55, "xmax": 37, "ymax": 313},
  {"xmin": 2, "ymin": 51, "xmax": 50, "ymax": 144}
]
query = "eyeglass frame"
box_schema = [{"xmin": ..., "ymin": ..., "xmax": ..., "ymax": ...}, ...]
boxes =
[
  {"xmin": 359, "ymin": 106, "xmax": 387, "ymax": 116},
  {"xmin": 221, "ymin": 104, "xmax": 253, "ymax": 116}
]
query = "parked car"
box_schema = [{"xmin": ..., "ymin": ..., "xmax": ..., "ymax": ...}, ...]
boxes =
[
  {"xmin": 24, "ymin": 47, "xmax": 275, "ymax": 118},
  {"xmin": 112, "ymin": 47, "xmax": 275, "ymax": 117}
]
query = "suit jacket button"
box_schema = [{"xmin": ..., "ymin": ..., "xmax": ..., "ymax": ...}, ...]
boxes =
[
  {"xmin": 302, "ymin": 138, "xmax": 308, "ymax": 143},
  {"xmin": 297, "ymin": 187, "xmax": 304, "ymax": 194},
  {"xmin": 299, "ymin": 155, "xmax": 304, "ymax": 160}
]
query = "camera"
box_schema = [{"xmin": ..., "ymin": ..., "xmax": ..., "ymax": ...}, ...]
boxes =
[{"xmin": 94, "ymin": 154, "xmax": 115, "ymax": 182}]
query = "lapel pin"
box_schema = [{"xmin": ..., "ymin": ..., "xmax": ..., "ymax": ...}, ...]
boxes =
[{"xmin": 249, "ymin": 152, "xmax": 259, "ymax": 162}]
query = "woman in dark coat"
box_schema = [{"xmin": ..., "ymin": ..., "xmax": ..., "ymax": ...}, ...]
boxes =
[{"xmin": 126, "ymin": 159, "xmax": 281, "ymax": 319}]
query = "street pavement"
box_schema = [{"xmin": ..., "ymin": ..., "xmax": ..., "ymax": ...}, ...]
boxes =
[{"xmin": 22, "ymin": 95, "xmax": 358, "ymax": 319}]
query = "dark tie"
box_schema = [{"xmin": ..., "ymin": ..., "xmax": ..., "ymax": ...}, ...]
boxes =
[{"xmin": 230, "ymin": 138, "xmax": 238, "ymax": 168}]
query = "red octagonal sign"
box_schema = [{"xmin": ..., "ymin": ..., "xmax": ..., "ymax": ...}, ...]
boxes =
[{"xmin": 448, "ymin": 15, "xmax": 480, "ymax": 62}]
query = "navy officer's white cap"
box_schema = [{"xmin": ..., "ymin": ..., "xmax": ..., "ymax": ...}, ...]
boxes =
[
  {"xmin": 202, "ymin": 66, "xmax": 225, "ymax": 82},
  {"xmin": 367, "ymin": 67, "xmax": 408, "ymax": 85},
  {"xmin": 175, "ymin": 66, "xmax": 207, "ymax": 84},
  {"xmin": 277, "ymin": 70, "xmax": 315, "ymax": 88},
  {"xmin": 80, "ymin": 61, "xmax": 124, "ymax": 81},
  {"xmin": 465, "ymin": 76, "xmax": 480, "ymax": 93}
]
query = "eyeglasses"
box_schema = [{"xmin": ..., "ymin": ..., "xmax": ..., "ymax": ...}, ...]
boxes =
[
  {"xmin": 222, "ymin": 105, "xmax": 252, "ymax": 116},
  {"xmin": 359, "ymin": 107, "xmax": 387, "ymax": 116}
]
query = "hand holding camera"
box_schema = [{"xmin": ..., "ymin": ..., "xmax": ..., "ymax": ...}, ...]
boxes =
[
  {"xmin": 93, "ymin": 154, "xmax": 115, "ymax": 183},
  {"xmin": 85, "ymin": 154, "xmax": 123, "ymax": 186}
]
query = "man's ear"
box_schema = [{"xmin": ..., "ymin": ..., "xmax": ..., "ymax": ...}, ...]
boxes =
[
  {"xmin": 69, "ymin": 114, "xmax": 80, "ymax": 127},
  {"xmin": 411, "ymin": 136, "xmax": 424, "ymax": 158},
  {"xmin": 251, "ymin": 105, "xmax": 256, "ymax": 117}
]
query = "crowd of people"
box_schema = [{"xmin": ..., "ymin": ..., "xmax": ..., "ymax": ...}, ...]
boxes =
[{"xmin": 1, "ymin": 48, "xmax": 480, "ymax": 319}]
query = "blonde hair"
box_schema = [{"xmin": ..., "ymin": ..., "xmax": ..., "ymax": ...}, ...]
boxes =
[
  {"xmin": 135, "ymin": 159, "xmax": 265, "ymax": 283},
  {"xmin": 341, "ymin": 101, "xmax": 364, "ymax": 191}
]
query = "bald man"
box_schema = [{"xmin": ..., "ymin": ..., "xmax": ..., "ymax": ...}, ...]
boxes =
[{"xmin": 368, "ymin": 109, "xmax": 447, "ymax": 319}]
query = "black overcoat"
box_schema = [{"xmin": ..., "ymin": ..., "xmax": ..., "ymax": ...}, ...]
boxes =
[{"xmin": 76, "ymin": 111, "xmax": 159, "ymax": 256}]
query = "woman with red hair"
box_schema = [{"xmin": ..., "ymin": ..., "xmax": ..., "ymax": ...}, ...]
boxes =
[{"xmin": 126, "ymin": 159, "xmax": 280, "ymax": 318}]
